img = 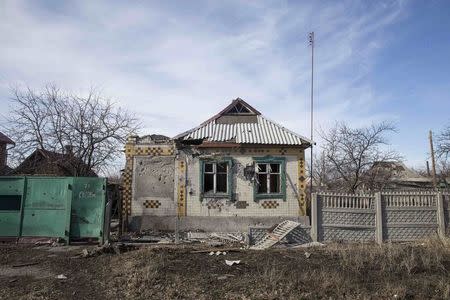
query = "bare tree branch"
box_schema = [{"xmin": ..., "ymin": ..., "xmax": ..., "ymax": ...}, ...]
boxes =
[
  {"xmin": 316, "ymin": 121, "xmax": 401, "ymax": 192},
  {"xmin": 3, "ymin": 85, "xmax": 140, "ymax": 176}
]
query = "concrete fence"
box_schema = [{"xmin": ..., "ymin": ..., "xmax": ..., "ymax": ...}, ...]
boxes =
[{"xmin": 311, "ymin": 191, "xmax": 450, "ymax": 244}]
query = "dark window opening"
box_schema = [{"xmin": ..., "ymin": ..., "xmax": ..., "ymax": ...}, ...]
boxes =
[
  {"xmin": 258, "ymin": 173, "xmax": 268, "ymax": 193},
  {"xmin": 270, "ymin": 174, "xmax": 280, "ymax": 193},
  {"xmin": 256, "ymin": 163, "xmax": 281, "ymax": 194},
  {"xmin": 204, "ymin": 174, "xmax": 214, "ymax": 193},
  {"xmin": 203, "ymin": 162, "xmax": 228, "ymax": 194},
  {"xmin": 0, "ymin": 195, "xmax": 22, "ymax": 211},
  {"xmin": 216, "ymin": 174, "xmax": 227, "ymax": 192}
]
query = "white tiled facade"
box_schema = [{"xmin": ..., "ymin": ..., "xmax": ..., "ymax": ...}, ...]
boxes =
[
  {"xmin": 128, "ymin": 145, "xmax": 306, "ymax": 219},
  {"xmin": 182, "ymin": 153, "xmax": 301, "ymax": 217}
]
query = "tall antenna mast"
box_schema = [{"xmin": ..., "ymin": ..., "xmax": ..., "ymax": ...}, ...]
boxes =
[{"xmin": 308, "ymin": 32, "xmax": 314, "ymax": 198}]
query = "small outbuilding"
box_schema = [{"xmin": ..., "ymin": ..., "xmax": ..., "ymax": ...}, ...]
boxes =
[{"xmin": 123, "ymin": 98, "xmax": 312, "ymax": 232}]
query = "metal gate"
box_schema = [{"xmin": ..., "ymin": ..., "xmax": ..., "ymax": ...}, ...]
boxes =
[
  {"xmin": 21, "ymin": 177, "xmax": 72, "ymax": 241},
  {"xmin": 70, "ymin": 178, "xmax": 106, "ymax": 241},
  {"xmin": 0, "ymin": 176, "xmax": 107, "ymax": 243}
]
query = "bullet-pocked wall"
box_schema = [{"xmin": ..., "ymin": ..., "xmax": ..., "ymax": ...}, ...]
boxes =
[
  {"xmin": 122, "ymin": 136, "xmax": 175, "ymax": 223},
  {"xmin": 180, "ymin": 147, "xmax": 305, "ymax": 217},
  {"xmin": 124, "ymin": 138, "xmax": 309, "ymax": 231},
  {"xmin": 131, "ymin": 156, "xmax": 176, "ymax": 217}
]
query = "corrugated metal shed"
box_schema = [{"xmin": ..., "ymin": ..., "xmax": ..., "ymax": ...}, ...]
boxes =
[{"xmin": 180, "ymin": 115, "xmax": 312, "ymax": 146}]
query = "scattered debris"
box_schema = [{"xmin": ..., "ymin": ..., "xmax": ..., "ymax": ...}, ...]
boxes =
[
  {"xmin": 56, "ymin": 274, "xmax": 67, "ymax": 280},
  {"xmin": 291, "ymin": 241, "xmax": 325, "ymax": 248},
  {"xmin": 225, "ymin": 260, "xmax": 241, "ymax": 266},
  {"xmin": 187, "ymin": 231, "xmax": 245, "ymax": 244},
  {"xmin": 187, "ymin": 232, "xmax": 209, "ymax": 240},
  {"xmin": 34, "ymin": 239, "xmax": 53, "ymax": 246},
  {"xmin": 210, "ymin": 233, "xmax": 244, "ymax": 243},
  {"xmin": 34, "ymin": 237, "xmax": 66, "ymax": 247},
  {"xmin": 82, "ymin": 249, "xmax": 89, "ymax": 257},
  {"xmin": 250, "ymin": 220, "xmax": 300, "ymax": 250},
  {"xmin": 217, "ymin": 274, "xmax": 235, "ymax": 280},
  {"xmin": 12, "ymin": 262, "xmax": 40, "ymax": 268},
  {"xmin": 80, "ymin": 242, "xmax": 136, "ymax": 258},
  {"xmin": 191, "ymin": 248, "xmax": 242, "ymax": 254},
  {"xmin": 304, "ymin": 252, "xmax": 311, "ymax": 259}
]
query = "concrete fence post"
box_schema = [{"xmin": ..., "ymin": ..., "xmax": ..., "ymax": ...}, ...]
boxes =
[
  {"xmin": 436, "ymin": 191, "xmax": 446, "ymax": 239},
  {"xmin": 375, "ymin": 192, "xmax": 383, "ymax": 245},
  {"xmin": 311, "ymin": 193, "xmax": 318, "ymax": 242}
]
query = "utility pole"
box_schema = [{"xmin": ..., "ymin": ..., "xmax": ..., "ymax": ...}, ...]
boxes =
[
  {"xmin": 429, "ymin": 130, "xmax": 437, "ymax": 189},
  {"xmin": 308, "ymin": 32, "xmax": 314, "ymax": 202}
]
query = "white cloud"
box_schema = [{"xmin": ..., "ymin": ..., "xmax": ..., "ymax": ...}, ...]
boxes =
[{"xmin": 0, "ymin": 0, "xmax": 408, "ymax": 164}]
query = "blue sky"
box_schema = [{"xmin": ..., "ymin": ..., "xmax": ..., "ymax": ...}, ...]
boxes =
[{"xmin": 1, "ymin": 0, "xmax": 449, "ymax": 168}]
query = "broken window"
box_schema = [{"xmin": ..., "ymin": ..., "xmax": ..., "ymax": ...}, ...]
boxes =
[
  {"xmin": 203, "ymin": 162, "xmax": 228, "ymax": 194},
  {"xmin": 256, "ymin": 163, "xmax": 281, "ymax": 194}
]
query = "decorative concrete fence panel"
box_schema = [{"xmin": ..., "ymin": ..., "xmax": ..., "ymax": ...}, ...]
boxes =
[
  {"xmin": 311, "ymin": 191, "xmax": 448, "ymax": 244},
  {"xmin": 443, "ymin": 192, "xmax": 450, "ymax": 234},
  {"xmin": 311, "ymin": 193, "xmax": 376, "ymax": 243},
  {"xmin": 382, "ymin": 191, "xmax": 437, "ymax": 242}
]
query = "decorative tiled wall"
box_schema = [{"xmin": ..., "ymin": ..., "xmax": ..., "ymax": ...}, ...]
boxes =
[
  {"xmin": 184, "ymin": 152, "xmax": 303, "ymax": 217},
  {"xmin": 122, "ymin": 137, "xmax": 175, "ymax": 217}
]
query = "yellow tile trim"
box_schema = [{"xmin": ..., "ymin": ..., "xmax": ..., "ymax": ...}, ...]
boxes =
[
  {"xmin": 177, "ymin": 160, "xmax": 186, "ymax": 216},
  {"xmin": 297, "ymin": 150, "xmax": 306, "ymax": 216}
]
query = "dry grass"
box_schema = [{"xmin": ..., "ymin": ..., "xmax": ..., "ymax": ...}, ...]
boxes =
[
  {"xmin": 2, "ymin": 240, "xmax": 450, "ymax": 299},
  {"xmin": 104, "ymin": 238, "xmax": 450, "ymax": 299}
]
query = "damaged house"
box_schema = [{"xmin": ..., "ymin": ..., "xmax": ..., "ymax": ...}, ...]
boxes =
[{"xmin": 123, "ymin": 98, "xmax": 312, "ymax": 232}]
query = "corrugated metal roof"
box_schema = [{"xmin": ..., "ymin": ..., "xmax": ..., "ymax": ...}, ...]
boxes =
[{"xmin": 181, "ymin": 115, "xmax": 311, "ymax": 145}]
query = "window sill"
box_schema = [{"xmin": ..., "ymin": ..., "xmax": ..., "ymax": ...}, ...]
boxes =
[
  {"xmin": 201, "ymin": 193, "xmax": 231, "ymax": 200},
  {"xmin": 254, "ymin": 193, "xmax": 285, "ymax": 200}
]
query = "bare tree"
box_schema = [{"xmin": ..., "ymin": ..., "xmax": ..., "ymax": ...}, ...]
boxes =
[
  {"xmin": 437, "ymin": 125, "xmax": 450, "ymax": 179},
  {"xmin": 318, "ymin": 122, "xmax": 401, "ymax": 193},
  {"xmin": 437, "ymin": 125, "xmax": 450, "ymax": 159},
  {"xmin": 306, "ymin": 150, "xmax": 336, "ymax": 191},
  {"xmin": 4, "ymin": 84, "xmax": 140, "ymax": 175}
]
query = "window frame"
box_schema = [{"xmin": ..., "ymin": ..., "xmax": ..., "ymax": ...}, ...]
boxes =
[
  {"xmin": 253, "ymin": 156, "xmax": 286, "ymax": 201},
  {"xmin": 199, "ymin": 157, "xmax": 233, "ymax": 200}
]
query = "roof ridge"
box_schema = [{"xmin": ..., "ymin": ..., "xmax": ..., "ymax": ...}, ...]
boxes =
[{"xmin": 174, "ymin": 98, "xmax": 313, "ymax": 146}]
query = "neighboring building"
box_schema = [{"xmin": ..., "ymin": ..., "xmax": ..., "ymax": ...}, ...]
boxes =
[
  {"xmin": 123, "ymin": 98, "xmax": 312, "ymax": 232},
  {"xmin": 0, "ymin": 132, "xmax": 15, "ymax": 175},
  {"xmin": 13, "ymin": 148, "xmax": 97, "ymax": 177},
  {"xmin": 365, "ymin": 161, "xmax": 433, "ymax": 190}
]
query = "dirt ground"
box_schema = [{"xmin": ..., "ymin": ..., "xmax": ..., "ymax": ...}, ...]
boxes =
[{"xmin": 1, "ymin": 240, "xmax": 450, "ymax": 300}]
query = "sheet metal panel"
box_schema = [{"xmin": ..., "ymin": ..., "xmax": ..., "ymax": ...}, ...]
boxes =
[
  {"xmin": 21, "ymin": 177, "xmax": 72, "ymax": 241},
  {"xmin": 185, "ymin": 115, "xmax": 310, "ymax": 145},
  {"xmin": 0, "ymin": 177, "xmax": 25, "ymax": 237},
  {"xmin": 0, "ymin": 176, "xmax": 106, "ymax": 243},
  {"xmin": 70, "ymin": 177, "xmax": 106, "ymax": 241}
]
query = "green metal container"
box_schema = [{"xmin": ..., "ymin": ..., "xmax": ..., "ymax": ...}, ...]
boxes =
[
  {"xmin": 0, "ymin": 177, "xmax": 25, "ymax": 237},
  {"xmin": 0, "ymin": 176, "xmax": 106, "ymax": 243},
  {"xmin": 70, "ymin": 177, "xmax": 106, "ymax": 242}
]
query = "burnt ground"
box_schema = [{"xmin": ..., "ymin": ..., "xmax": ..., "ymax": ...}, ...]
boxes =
[{"xmin": 1, "ymin": 240, "xmax": 450, "ymax": 300}]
